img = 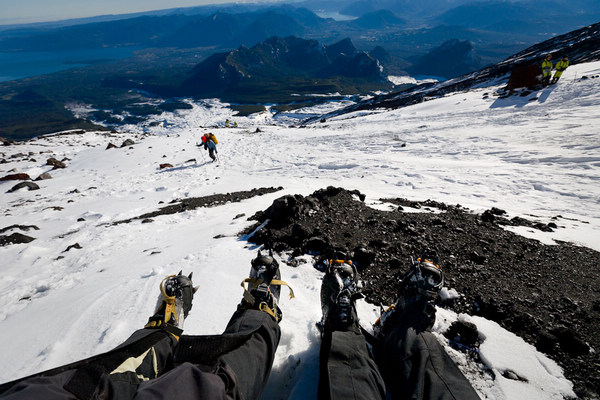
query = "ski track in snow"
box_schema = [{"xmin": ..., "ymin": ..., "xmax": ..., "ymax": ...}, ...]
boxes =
[{"xmin": 1, "ymin": 62, "xmax": 599, "ymax": 399}]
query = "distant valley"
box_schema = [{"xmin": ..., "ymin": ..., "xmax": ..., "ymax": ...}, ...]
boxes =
[{"xmin": 1, "ymin": 0, "xmax": 599, "ymax": 140}]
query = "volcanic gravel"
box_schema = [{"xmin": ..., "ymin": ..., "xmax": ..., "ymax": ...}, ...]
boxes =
[{"xmin": 241, "ymin": 187, "xmax": 600, "ymax": 399}]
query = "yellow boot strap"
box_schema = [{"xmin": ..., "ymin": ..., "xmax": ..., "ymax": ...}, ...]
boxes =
[
  {"xmin": 159, "ymin": 275, "xmax": 177, "ymax": 325},
  {"xmin": 240, "ymin": 278, "xmax": 295, "ymax": 301},
  {"xmin": 258, "ymin": 303, "xmax": 279, "ymax": 321}
]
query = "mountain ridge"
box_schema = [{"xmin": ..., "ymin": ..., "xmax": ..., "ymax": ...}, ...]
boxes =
[
  {"xmin": 177, "ymin": 36, "xmax": 391, "ymax": 101},
  {"xmin": 309, "ymin": 21, "xmax": 600, "ymax": 122}
]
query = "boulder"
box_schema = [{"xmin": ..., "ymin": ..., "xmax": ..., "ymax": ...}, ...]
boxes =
[
  {"xmin": 46, "ymin": 157, "xmax": 66, "ymax": 169},
  {"xmin": 444, "ymin": 320, "xmax": 479, "ymax": 347},
  {"xmin": 353, "ymin": 247, "xmax": 376, "ymax": 270},
  {"xmin": 106, "ymin": 143, "xmax": 118, "ymax": 150},
  {"xmin": 8, "ymin": 182, "xmax": 40, "ymax": 192},
  {"xmin": 35, "ymin": 172, "xmax": 53, "ymax": 181},
  {"xmin": 0, "ymin": 232, "xmax": 36, "ymax": 246},
  {"xmin": 0, "ymin": 137, "xmax": 11, "ymax": 146},
  {"xmin": 159, "ymin": 163, "xmax": 174, "ymax": 169},
  {"xmin": 0, "ymin": 224, "xmax": 39, "ymax": 234},
  {"xmin": 121, "ymin": 139, "xmax": 135, "ymax": 148},
  {"xmin": 506, "ymin": 64, "xmax": 542, "ymax": 90},
  {"xmin": 0, "ymin": 173, "xmax": 32, "ymax": 181}
]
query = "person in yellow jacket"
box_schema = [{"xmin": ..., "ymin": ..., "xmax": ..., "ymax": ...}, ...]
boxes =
[
  {"xmin": 541, "ymin": 54, "xmax": 553, "ymax": 85},
  {"xmin": 551, "ymin": 56, "xmax": 569, "ymax": 84}
]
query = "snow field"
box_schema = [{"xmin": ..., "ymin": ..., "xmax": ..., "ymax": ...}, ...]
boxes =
[{"xmin": 1, "ymin": 61, "xmax": 599, "ymax": 399}]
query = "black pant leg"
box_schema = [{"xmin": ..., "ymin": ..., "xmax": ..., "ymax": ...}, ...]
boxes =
[
  {"xmin": 318, "ymin": 328, "xmax": 386, "ymax": 400},
  {"xmin": 377, "ymin": 304, "xmax": 480, "ymax": 400},
  {"xmin": 0, "ymin": 329, "xmax": 179, "ymax": 400},
  {"xmin": 175, "ymin": 309, "xmax": 280, "ymax": 400}
]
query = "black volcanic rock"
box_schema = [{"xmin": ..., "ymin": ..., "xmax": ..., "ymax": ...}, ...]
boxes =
[
  {"xmin": 240, "ymin": 187, "xmax": 600, "ymax": 396},
  {"xmin": 407, "ymin": 39, "xmax": 483, "ymax": 79}
]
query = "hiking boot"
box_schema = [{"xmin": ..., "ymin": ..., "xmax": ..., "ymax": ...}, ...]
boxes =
[
  {"xmin": 398, "ymin": 257, "xmax": 444, "ymax": 304},
  {"xmin": 239, "ymin": 250, "xmax": 294, "ymax": 322},
  {"xmin": 146, "ymin": 271, "xmax": 197, "ymax": 333},
  {"xmin": 319, "ymin": 259, "xmax": 363, "ymax": 332},
  {"xmin": 375, "ymin": 257, "xmax": 443, "ymax": 338}
]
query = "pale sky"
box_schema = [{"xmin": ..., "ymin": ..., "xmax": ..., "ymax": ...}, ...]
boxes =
[{"xmin": 0, "ymin": 0, "xmax": 276, "ymax": 25}]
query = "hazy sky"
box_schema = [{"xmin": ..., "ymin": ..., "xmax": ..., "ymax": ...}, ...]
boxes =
[{"xmin": 0, "ymin": 0, "xmax": 272, "ymax": 25}]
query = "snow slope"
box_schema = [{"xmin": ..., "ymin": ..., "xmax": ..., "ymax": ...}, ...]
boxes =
[{"xmin": 1, "ymin": 61, "xmax": 599, "ymax": 399}]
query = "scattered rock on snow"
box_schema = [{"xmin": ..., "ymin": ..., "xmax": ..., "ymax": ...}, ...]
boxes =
[
  {"xmin": 63, "ymin": 243, "xmax": 82, "ymax": 252},
  {"xmin": 0, "ymin": 173, "xmax": 32, "ymax": 181},
  {"xmin": 115, "ymin": 187, "xmax": 283, "ymax": 225},
  {"xmin": 7, "ymin": 181, "xmax": 40, "ymax": 193},
  {"xmin": 502, "ymin": 370, "xmax": 528, "ymax": 382},
  {"xmin": 159, "ymin": 163, "xmax": 173, "ymax": 169},
  {"xmin": 35, "ymin": 172, "xmax": 52, "ymax": 181},
  {"xmin": 240, "ymin": 187, "xmax": 600, "ymax": 395},
  {"xmin": 0, "ymin": 233, "xmax": 36, "ymax": 246},
  {"xmin": 445, "ymin": 320, "xmax": 479, "ymax": 347},
  {"xmin": 0, "ymin": 224, "xmax": 39, "ymax": 234},
  {"xmin": 46, "ymin": 157, "xmax": 66, "ymax": 169}
]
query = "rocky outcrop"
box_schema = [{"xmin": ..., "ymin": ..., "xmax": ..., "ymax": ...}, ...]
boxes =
[
  {"xmin": 241, "ymin": 187, "xmax": 600, "ymax": 397},
  {"xmin": 311, "ymin": 21, "xmax": 600, "ymax": 122},
  {"xmin": 180, "ymin": 36, "xmax": 391, "ymax": 100},
  {"xmin": 506, "ymin": 64, "xmax": 543, "ymax": 90}
]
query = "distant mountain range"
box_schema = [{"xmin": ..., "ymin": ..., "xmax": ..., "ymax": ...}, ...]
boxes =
[
  {"xmin": 1, "ymin": 1, "xmax": 599, "ymax": 140},
  {"xmin": 349, "ymin": 9, "xmax": 405, "ymax": 29},
  {"xmin": 310, "ymin": 21, "xmax": 600, "ymax": 121},
  {"xmin": 176, "ymin": 36, "xmax": 391, "ymax": 101},
  {"xmin": 1, "ymin": 1, "xmax": 598, "ymax": 66},
  {"xmin": 407, "ymin": 39, "xmax": 484, "ymax": 79}
]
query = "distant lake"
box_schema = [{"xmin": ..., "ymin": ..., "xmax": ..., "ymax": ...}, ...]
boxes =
[{"xmin": 0, "ymin": 47, "xmax": 141, "ymax": 82}]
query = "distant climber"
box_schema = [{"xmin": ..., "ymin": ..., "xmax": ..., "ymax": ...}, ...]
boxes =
[
  {"xmin": 541, "ymin": 54, "xmax": 553, "ymax": 86},
  {"xmin": 551, "ymin": 56, "xmax": 569, "ymax": 84},
  {"xmin": 201, "ymin": 132, "xmax": 218, "ymax": 162}
]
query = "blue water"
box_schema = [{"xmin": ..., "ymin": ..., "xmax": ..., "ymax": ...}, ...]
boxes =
[
  {"xmin": 412, "ymin": 74, "xmax": 448, "ymax": 82},
  {"xmin": 0, "ymin": 47, "xmax": 141, "ymax": 82}
]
